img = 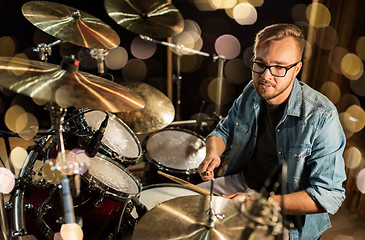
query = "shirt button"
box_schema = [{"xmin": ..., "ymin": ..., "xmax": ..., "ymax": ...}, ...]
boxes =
[
  {"xmin": 278, "ymin": 152, "xmax": 282, "ymax": 155},
  {"xmin": 277, "ymin": 129, "xmax": 280, "ymax": 133},
  {"xmin": 294, "ymin": 154, "xmax": 298, "ymax": 157},
  {"xmin": 236, "ymin": 122, "xmax": 239, "ymax": 126}
]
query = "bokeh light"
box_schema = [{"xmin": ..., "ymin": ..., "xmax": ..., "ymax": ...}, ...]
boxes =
[
  {"xmin": 55, "ymin": 85, "xmax": 75, "ymax": 108},
  {"xmin": 225, "ymin": 58, "xmax": 249, "ymax": 84},
  {"xmin": 5, "ymin": 105, "xmax": 26, "ymax": 132},
  {"xmin": 350, "ymin": 73, "xmax": 365, "ymax": 97},
  {"xmin": 172, "ymin": 31, "xmax": 201, "ymax": 55},
  {"xmin": 233, "ymin": 3, "xmax": 257, "ymax": 25},
  {"xmin": 315, "ymin": 25, "xmax": 338, "ymax": 50},
  {"xmin": 0, "ymin": 167, "xmax": 15, "ymax": 194},
  {"xmin": 336, "ymin": 93, "xmax": 361, "ymax": 113},
  {"xmin": 105, "ymin": 46, "xmax": 128, "ymax": 70},
  {"xmin": 42, "ymin": 160, "xmax": 63, "ymax": 185},
  {"xmin": 10, "ymin": 146, "xmax": 28, "ymax": 169},
  {"xmin": 131, "ymin": 37, "xmax": 157, "ymax": 60},
  {"xmin": 121, "ymin": 58, "xmax": 147, "ymax": 82},
  {"xmin": 344, "ymin": 147, "xmax": 362, "ymax": 169},
  {"xmin": 319, "ymin": 81, "xmax": 340, "ymax": 104},
  {"xmin": 356, "ymin": 168, "xmax": 365, "ymax": 193},
  {"xmin": 60, "ymin": 223, "xmax": 83, "ymax": 240},
  {"xmin": 184, "ymin": 20, "xmax": 202, "ymax": 37},
  {"xmin": 16, "ymin": 112, "xmax": 39, "ymax": 140},
  {"xmin": 0, "ymin": 36, "xmax": 17, "ymax": 57},
  {"xmin": 356, "ymin": 36, "xmax": 365, "ymax": 61},
  {"xmin": 177, "ymin": 54, "xmax": 204, "ymax": 73},
  {"xmin": 303, "ymin": 40, "xmax": 313, "ymax": 61},
  {"xmin": 342, "ymin": 105, "xmax": 365, "ymax": 133},
  {"xmin": 291, "ymin": 4, "xmax": 308, "ymax": 23},
  {"xmin": 328, "ymin": 47, "xmax": 349, "ymax": 74},
  {"xmin": 10, "ymin": 55, "xmax": 29, "ymax": 76},
  {"xmin": 215, "ymin": 34, "xmax": 241, "ymax": 59},
  {"xmin": 210, "ymin": 0, "xmax": 237, "ymax": 9},
  {"xmin": 31, "ymin": 82, "xmax": 52, "ymax": 106},
  {"xmin": 208, "ymin": 78, "xmax": 236, "ymax": 104},
  {"xmin": 341, "ymin": 53, "xmax": 364, "ymax": 81},
  {"xmin": 193, "ymin": 0, "xmax": 216, "ymax": 11},
  {"xmin": 247, "ymin": 0, "xmax": 264, "ymax": 7},
  {"xmin": 306, "ymin": 3, "xmax": 331, "ymax": 28},
  {"xmin": 66, "ymin": 149, "xmax": 90, "ymax": 175}
]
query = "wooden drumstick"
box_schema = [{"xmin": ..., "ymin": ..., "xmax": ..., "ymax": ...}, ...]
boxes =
[{"xmin": 157, "ymin": 171, "xmax": 210, "ymax": 195}]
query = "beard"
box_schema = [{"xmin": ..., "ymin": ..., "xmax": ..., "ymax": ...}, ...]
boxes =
[{"xmin": 253, "ymin": 77, "xmax": 294, "ymax": 101}]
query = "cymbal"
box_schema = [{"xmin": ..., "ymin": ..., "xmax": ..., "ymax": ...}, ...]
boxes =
[
  {"xmin": 104, "ymin": 0, "xmax": 184, "ymax": 39},
  {"xmin": 115, "ymin": 81, "xmax": 174, "ymax": 134},
  {"xmin": 22, "ymin": 1, "xmax": 120, "ymax": 49},
  {"xmin": 0, "ymin": 57, "xmax": 144, "ymax": 113},
  {"xmin": 132, "ymin": 195, "xmax": 246, "ymax": 240}
]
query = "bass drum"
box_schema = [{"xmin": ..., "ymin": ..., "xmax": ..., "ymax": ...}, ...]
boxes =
[
  {"xmin": 143, "ymin": 128, "xmax": 206, "ymax": 185},
  {"xmin": 131, "ymin": 183, "xmax": 201, "ymax": 219},
  {"xmin": 38, "ymin": 154, "xmax": 142, "ymax": 240}
]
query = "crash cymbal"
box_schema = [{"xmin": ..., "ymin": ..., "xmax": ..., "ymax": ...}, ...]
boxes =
[
  {"xmin": 0, "ymin": 56, "xmax": 144, "ymax": 113},
  {"xmin": 22, "ymin": 1, "xmax": 120, "ymax": 49},
  {"xmin": 104, "ymin": 0, "xmax": 184, "ymax": 39},
  {"xmin": 116, "ymin": 81, "xmax": 174, "ymax": 134},
  {"xmin": 132, "ymin": 195, "xmax": 246, "ymax": 240}
]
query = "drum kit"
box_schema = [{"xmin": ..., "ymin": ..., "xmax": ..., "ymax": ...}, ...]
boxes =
[{"xmin": 0, "ymin": 1, "xmax": 283, "ymax": 240}]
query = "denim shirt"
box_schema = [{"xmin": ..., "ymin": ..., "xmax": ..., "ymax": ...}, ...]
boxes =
[{"xmin": 208, "ymin": 79, "xmax": 347, "ymax": 240}]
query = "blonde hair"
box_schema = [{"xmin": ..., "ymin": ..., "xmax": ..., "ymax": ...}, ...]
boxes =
[{"xmin": 254, "ymin": 23, "xmax": 305, "ymax": 58}]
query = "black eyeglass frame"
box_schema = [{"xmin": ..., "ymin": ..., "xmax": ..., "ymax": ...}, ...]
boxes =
[{"xmin": 249, "ymin": 60, "xmax": 301, "ymax": 77}]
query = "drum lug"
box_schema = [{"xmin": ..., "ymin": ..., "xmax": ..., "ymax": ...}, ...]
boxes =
[{"xmin": 93, "ymin": 194, "xmax": 105, "ymax": 208}]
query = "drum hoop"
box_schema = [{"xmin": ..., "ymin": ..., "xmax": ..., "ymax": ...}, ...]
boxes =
[
  {"xmin": 143, "ymin": 127, "xmax": 206, "ymax": 174},
  {"xmin": 82, "ymin": 154, "xmax": 142, "ymax": 201}
]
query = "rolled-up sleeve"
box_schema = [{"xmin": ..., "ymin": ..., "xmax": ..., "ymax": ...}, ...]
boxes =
[{"xmin": 306, "ymin": 110, "xmax": 347, "ymax": 215}]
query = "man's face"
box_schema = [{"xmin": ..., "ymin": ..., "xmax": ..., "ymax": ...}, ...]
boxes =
[{"xmin": 252, "ymin": 36, "xmax": 302, "ymax": 105}]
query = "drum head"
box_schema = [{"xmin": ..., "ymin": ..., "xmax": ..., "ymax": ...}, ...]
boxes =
[
  {"xmin": 144, "ymin": 128, "xmax": 206, "ymax": 172},
  {"xmin": 83, "ymin": 154, "xmax": 141, "ymax": 200},
  {"xmin": 84, "ymin": 110, "xmax": 141, "ymax": 161}
]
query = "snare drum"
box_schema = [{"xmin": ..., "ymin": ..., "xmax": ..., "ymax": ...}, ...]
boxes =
[
  {"xmin": 76, "ymin": 110, "xmax": 142, "ymax": 166},
  {"xmin": 143, "ymin": 128, "xmax": 206, "ymax": 184}
]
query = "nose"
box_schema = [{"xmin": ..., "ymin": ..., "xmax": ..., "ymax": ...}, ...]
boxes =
[{"xmin": 261, "ymin": 67, "xmax": 274, "ymax": 79}]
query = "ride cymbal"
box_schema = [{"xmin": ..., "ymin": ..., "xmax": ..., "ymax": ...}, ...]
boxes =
[
  {"xmin": 0, "ymin": 56, "xmax": 144, "ymax": 113},
  {"xmin": 22, "ymin": 1, "xmax": 120, "ymax": 49},
  {"xmin": 132, "ymin": 195, "xmax": 246, "ymax": 240},
  {"xmin": 104, "ymin": 0, "xmax": 184, "ymax": 39},
  {"xmin": 116, "ymin": 81, "xmax": 174, "ymax": 134}
]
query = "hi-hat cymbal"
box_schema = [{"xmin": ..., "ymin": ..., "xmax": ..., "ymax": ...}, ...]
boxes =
[
  {"xmin": 116, "ymin": 81, "xmax": 174, "ymax": 134},
  {"xmin": 22, "ymin": 1, "xmax": 120, "ymax": 49},
  {"xmin": 104, "ymin": 0, "xmax": 184, "ymax": 39},
  {"xmin": 132, "ymin": 195, "xmax": 246, "ymax": 240},
  {"xmin": 0, "ymin": 56, "xmax": 144, "ymax": 113}
]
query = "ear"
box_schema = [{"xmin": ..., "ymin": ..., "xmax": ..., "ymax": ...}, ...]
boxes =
[{"xmin": 294, "ymin": 61, "xmax": 302, "ymax": 77}]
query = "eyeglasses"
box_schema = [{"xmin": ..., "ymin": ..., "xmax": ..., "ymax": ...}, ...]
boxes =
[{"xmin": 250, "ymin": 60, "xmax": 301, "ymax": 77}]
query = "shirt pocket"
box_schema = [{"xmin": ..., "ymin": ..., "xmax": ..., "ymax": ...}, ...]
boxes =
[
  {"xmin": 232, "ymin": 123, "xmax": 250, "ymax": 148},
  {"xmin": 287, "ymin": 144, "xmax": 312, "ymax": 190}
]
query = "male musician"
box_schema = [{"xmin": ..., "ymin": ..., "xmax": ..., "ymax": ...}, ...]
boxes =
[{"xmin": 197, "ymin": 23, "xmax": 346, "ymax": 240}]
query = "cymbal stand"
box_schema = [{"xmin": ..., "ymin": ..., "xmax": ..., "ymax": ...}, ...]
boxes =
[
  {"xmin": 140, "ymin": 35, "xmax": 210, "ymax": 120},
  {"xmin": 205, "ymin": 178, "xmax": 224, "ymax": 229},
  {"xmin": 212, "ymin": 55, "xmax": 226, "ymax": 120},
  {"xmin": 48, "ymin": 106, "xmax": 77, "ymax": 225},
  {"xmin": 33, "ymin": 40, "xmax": 63, "ymax": 62},
  {"xmin": 1, "ymin": 193, "xmax": 9, "ymax": 240},
  {"xmin": 90, "ymin": 48, "xmax": 109, "ymax": 74},
  {"xmin": 11, "ymin": 134, "xmax": 52, "ymax": 238}
]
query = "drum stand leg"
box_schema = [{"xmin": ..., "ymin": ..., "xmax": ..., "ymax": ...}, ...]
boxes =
[{"xmin": 1, "ymin": 193, "xmax": 10, "ymax": 240}]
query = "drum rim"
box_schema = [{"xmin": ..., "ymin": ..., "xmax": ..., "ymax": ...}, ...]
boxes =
[
  {"xmin": 142, "ymin": 127, "xmax": 206, "ymax": 174},
  {"xmin": 82, "ymin": 153, "xmax": 142, "ymax": 201}
]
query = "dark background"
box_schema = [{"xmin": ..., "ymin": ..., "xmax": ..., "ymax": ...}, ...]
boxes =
[{"xmin": 0, "ymin": 0, "xmax": 313, "ymax": 131}]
